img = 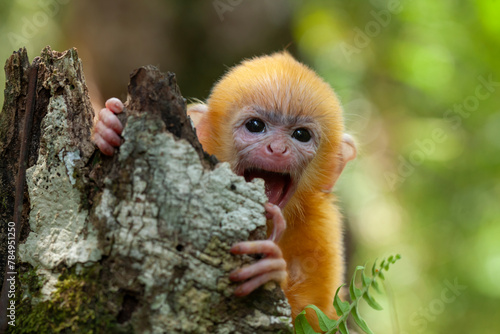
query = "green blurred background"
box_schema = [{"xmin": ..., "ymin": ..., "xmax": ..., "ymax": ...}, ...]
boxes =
[{"xmin": 1, "ymin": 0, "xmax": 499, "ymax": 333}]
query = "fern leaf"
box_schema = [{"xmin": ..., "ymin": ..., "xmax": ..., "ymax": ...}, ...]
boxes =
[
  {"xmin": 339, "ymin": 321, "xmax": 350, "ymax": 334},
  {"xmin": 349, "ymin": 267, "xmax": 364, "ymax": 300},
  {"xmin": 363, "ymin": 290, "xmax": 383, "ymax": 310},
  {"xmin": 349, "ymin": 283, "xmax": 363, "ymax": 300},
  {"xmin": 294, "ymin": 254, "xmax": 401, "ymax": 334},
  {"xmin": 304, "ymin": 305, "xmax": 338, "ymax": 331},
  {"xmin": 333, "ymin": 285, "xmax": 349, "ymax": 316},
  {"xmin": 351, "ymin": 306, "xmax": 374, "ymax": 334},
  {"xmin": 371, "ymin": 278, "xmax": 381, "ymax": 293},
  {"xmin": 294, "ymin": 310, "xmax": 320, "ymax": 334},
  {"xmin": 361, "ymin": 271, "xmax": 371, "ymax": 288},
  {"xmin": 371, "ymin": 259, "xmax": 378, "ymax": 276}
]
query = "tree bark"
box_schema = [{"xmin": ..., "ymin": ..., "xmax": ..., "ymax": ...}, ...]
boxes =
[{"xmin": 0, "ymin": 47, "xmax": 292, "ymax": 333}]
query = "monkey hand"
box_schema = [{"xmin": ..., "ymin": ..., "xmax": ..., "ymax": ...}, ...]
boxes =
[
  {"xmin": 229, "ymin": 203, "xmax": 287, "ymax": 296},
  {"xmin": 92, "ymin": 97, "xmax": 125, "ymax": 156}
]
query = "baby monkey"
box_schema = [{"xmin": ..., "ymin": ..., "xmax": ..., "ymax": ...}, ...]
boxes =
[{"xmin": 93, "ymin": 52, "xmax": 356, "ymax": 327}]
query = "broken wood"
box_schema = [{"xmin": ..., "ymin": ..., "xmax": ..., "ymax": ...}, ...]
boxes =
[{"xmin": 0, "ymin": 47, "xmax": 292, "ymax": 333}]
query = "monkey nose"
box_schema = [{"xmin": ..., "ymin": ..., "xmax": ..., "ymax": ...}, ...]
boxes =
[{"xmin": 267, "ymin": 144, "xmax": 288, "ymax": 155}]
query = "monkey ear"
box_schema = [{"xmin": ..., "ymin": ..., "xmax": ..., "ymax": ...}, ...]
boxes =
[
  {"xmin": 322, "ymin": 134, "xmax": 357, "ymax": 192},
  {"xmin": 187, "ymin": 103, "xmax": 210, "ymax": 143},
  {"xmin": 187, "ymin": 103, "xmax": 208, "ymax": 128}
]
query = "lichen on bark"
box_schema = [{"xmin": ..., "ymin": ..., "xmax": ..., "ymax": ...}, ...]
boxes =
[
  {"xmin": 94, "ymin": 110, "xmax": 291, "ymax": 333},
  {"xmin": 19, "ymin": 93, "xmax": 101, "ymax": 298}
]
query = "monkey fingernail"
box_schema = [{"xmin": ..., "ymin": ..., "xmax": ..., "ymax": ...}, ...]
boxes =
[
  {"xmin": 234, "ymin": 286, "xmax": 246, "ymax": 296},
  {"xmin": 229, "ymin": 271, "xmax": 240, "ymax": 281}
]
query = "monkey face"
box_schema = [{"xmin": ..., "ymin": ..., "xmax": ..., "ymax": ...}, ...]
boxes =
[
  {"xmin": 231, "ymin": 106, "xmax": 321, "ymax": 209},
  {"xmin": 202, "ymin": 52, "xmax": 350, "ymax": 203}
]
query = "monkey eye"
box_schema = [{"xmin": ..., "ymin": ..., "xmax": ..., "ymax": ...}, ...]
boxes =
[
  {"xmin": 245, "ymin": 119, "xmax": 266, "ymax": 133},
  {"xmin": 292, "ymin": 128, "xmax": 311, "ymax": 142}
]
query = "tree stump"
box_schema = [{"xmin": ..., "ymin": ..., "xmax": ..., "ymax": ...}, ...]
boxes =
[{"xmin": 0, "ymin": 47, "xmax": 292, "ymax": 333}]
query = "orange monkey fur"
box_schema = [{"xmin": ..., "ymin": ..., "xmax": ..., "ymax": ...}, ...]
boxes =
[{"xmin": 190, "ymin": 52, "xmax": 351, "ymax": 326}]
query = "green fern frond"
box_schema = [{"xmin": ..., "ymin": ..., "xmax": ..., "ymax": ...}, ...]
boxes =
[{"xmin": 294, "ymin": 254, "xmax": 401, "ymax": 334}]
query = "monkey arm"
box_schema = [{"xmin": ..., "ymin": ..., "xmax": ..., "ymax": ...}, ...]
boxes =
[{"xmin": 229, "ymin": 203, "xmax": 288, "ymax": 296}]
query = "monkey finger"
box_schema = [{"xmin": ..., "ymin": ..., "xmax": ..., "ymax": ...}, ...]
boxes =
[
  {"xmin": 105, "ymin": 97, "xmax": 124, "ymax": 114},
  {"xmin": 229, "ymin": 258, "xmax": 286, "ymax": 282},
  {"xmin": 233, "ymin": 270, "xmax": 287, "ymax": 297},
  {"xmin": 231, "ymin": 240, "xmax": 283, "ymax": 258},
  {"xmin": 99, "ymin": 108, "xmax": 124, "ymax": 135},
  {"xmin": 265, "ymin": 203, "xmax": 286, "ymax": 242},
  {"xmin": 93, "ymin": 133, "xmax": 115, "ymax": 156},
  {"xmin": 95, "ymin": 121, "xmax": 122, "ymax": 147}
]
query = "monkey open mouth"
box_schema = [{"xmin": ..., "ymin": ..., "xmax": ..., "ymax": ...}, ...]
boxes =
[{"xmin": 243, "ymin": 168, "xmax": 295, "ymax": 209}]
